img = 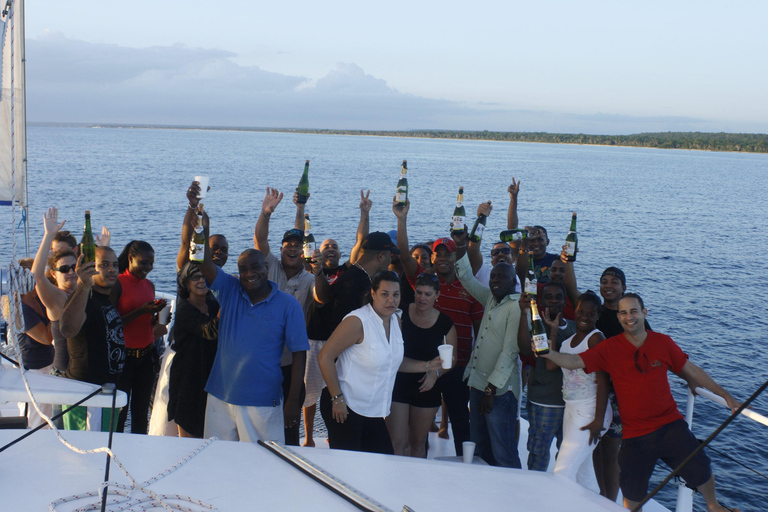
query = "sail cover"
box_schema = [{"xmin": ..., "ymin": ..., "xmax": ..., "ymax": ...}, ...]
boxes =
[{"xmin": 0, "ymin": 0, "xmax": 27, "ymax": 207}]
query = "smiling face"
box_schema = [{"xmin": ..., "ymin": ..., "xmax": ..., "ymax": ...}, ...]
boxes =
[
  {"xmin": 129, "ymin": 250, "xmax": 154, "ymax": 280},
  {"xmin": 527, "ymin": 230, "xmax": 549, "ymax": 259},
  {"xmin": 185, "ymin": 268, "xmax": 209, "ymax": 297},
  {"xmin": 600, "ymin": 275, "xmax": 626, "ymax": 307},
  {"xmin": 52, "ymin": 254, "xmax": 78, "ymax": 292},
  {"xmin": 280, "ymin": 236, "xmax": 304, "ymax": 270},
  {"xmin": 540, "ymin": 283, "xmax": 566, "ymax": 319},
  {"xmin": 574, "ymin": 300, "xmax": 600, "ymax": 333},
  {"xmin": 431, "ymin": 246, "xmax": 454, "ymax": 277},
  {"xmin": 238, "ymin": 250, "xmax": 270, "ymax": 299},
  {"xmin": 489, "ymin": 262, "xmax": 516, "ymax": 300},
  {"xmin": 371, "ymin": 280, "xmax": 401, "ymax": 318},
  {"xmin": 549, "ymin": 259, "xmax": 566, "ymax": 284},
  {"xmin": 209, "ymin": 235, "xmax": 229, "ymax": 267},
  {"xmin": 411, "ymin": 247, "xmax": 432, "ymax": 270},
  {"xmin": 320, "ymin": 239, "xmax": 341, "ymax": 268},
  {"xmin": 617, "ymin": 296, "xmax": 647, "ymax": 336},
  {"xmin": 490, "ymin": 242, "xmax": 513, "ymax": 266},
  {"xmin": 93, "ymin": 247, "xmax": 119, "ymax": 289}
]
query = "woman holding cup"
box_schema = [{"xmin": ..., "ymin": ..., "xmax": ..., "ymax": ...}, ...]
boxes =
[
  {"xmin": 318, "ymin": 271, "xmax": 444, "ymax": 454},
  {"xmin": 387, "ymin": 273, "xmax": 457, "ymax": 457}
]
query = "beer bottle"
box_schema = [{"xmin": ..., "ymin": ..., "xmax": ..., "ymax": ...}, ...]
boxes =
[
  {"xmin": 530, "ymin": 299, "xmax": 550, "ymax": 355},
  {"xmin": 469, "ymin": 201, "xmax": 491, "ymax": 243},
  {"xmin": 303, "ymin": 214, "xmax": 316, "ymax": 262},
  {"xmin": 80, "ymin": 211, "xmax": 96, "ymax": 263},
  {"xmin": 524, "ymin": 251, "xmax": 538, "ymax": 296},
  {"xmin": 499, "ymin": 228, "xmax": 527, "ymax": 244},
  {"xmin": 189, "ymin": 209, "xmax": 205, "ymax": 263},
  {"xmin": 296, "ymin": 160, "xmax": 310, "ymax": 204},
  {"xmin": 564, "ymin": 212, "xmax": 578, "ymax": 262},
  {"xmin": 395, "ymin": 160, "xmax": 408, "ymax": 207},
  {"xmin": 451, "ymin": 187, "xmax": 466, "ymax": 234}
]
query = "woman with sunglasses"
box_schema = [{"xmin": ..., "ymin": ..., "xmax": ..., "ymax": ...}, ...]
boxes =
[
  {"xmin": 387, "ymin": 273, "xmax": 457, "ymax": 457},
  {"xmin": 167, "ymin": 262, "xmax": 219, "ymax": 438},
  {"xmin": 115, "ymin": 240, "xmax": 167, "ymax": 434},
  {"xmin": 543, "ymin": 291, "xmax": 611, "ymax": 492},
  {"xmin": 318, "ymin": 271, "xmax": 443, "ymax": 454}
]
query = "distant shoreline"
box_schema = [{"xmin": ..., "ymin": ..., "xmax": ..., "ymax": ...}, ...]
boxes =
[{"xmin": 29, "ymin": 122, "xmax": 768, "ymax": 154}]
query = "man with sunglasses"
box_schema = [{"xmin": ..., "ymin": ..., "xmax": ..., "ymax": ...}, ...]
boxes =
[{"xmin": 540, "ymin": 293, "xmax": 741, "ymax": 512}]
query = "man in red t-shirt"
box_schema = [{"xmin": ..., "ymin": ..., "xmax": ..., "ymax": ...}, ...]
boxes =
[{"xmin": 542, "ymin": 293, "xmax": 741, "ymax": 512}]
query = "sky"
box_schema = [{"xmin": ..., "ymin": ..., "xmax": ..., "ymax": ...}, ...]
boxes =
[{"xmin": 19, "ymin": 0, "xmax": 768, "ymax": 134}]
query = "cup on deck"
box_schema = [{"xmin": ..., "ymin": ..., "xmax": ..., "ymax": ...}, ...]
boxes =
[
  {"xmin": 158, "ymin": 303, "xmax": 172, "ymax": 325},
  {"xmin": 462, "ymin": 441, "xmax": 476, "ymax": 463},
  {"xmin": 438, "ymin": 344, "xmax": 453, "ymax": 370},
  {"xmin": 194, "ymin": 175, "xmax": 210, "ymax": 199}
]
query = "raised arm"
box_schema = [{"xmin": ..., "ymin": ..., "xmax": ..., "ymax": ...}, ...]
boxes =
[
  {"xmin": 292, "ymin": 190, "xmax": 306, "ymax": 230},
  {"xmin": 517, "ymin": 294, "xmax": 533, "ymax": 356},
  {"xmin": 507, "ymin": 178, "xmax": 520, "ymax": 230},
  {"xmin": 177, "ymin": 181, "xmax": 202, "ymax": 270},
  {"xmin": 348, "ymin": 189, "xmax": 371, "ymax": 265},
  {"xmin": 454, "ymin": 253, "xmax": 491, "ymax": 304},
  {"xmin": 59, "ymin": 255, "xmax": 96, "ymax": 338},
  {"xmin": 560, "ymin": 247, "xmax": 582, "ymax": 306},
  {"xmin": 677, "ymin": 361, "xmax": 741, "ymax": 413},
  {"xmin": 467, "ymin": 202, "xmax": 491, "ymax": 275},
  {"xmin": 393, "ymin": 198, "xmax": 419, "ymax": 278},
  {"xmin": 253, "ymin": 187, "xmax": 284, "ymax": 258},
  {"xmin": 33, "ymin": 208, "xmax": 69, "ymax": 319},
  {"xmin": 95, "ymin": 225, "xmax": 111, "ymax": 247},
  {"xmin": 310, "ymin": 249, "xmax": 332, "ymax": 305}
]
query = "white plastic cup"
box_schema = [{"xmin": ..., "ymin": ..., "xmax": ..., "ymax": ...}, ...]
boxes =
[
  {"xmin": 158, "ymin": 303, "xmax": 172, "ymax": 325},
  {"xmin": 194, "ymin": 175, "xmax": 210, "ymax": 199},
  {"xmin": 438, "ymin": 344, "xmax": 453, "ymax": 370},
  {"xmin": 462, "ymin": 441, "xmax": 476, "ymax": 464}
]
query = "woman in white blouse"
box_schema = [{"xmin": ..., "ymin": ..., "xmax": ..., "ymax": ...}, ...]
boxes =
[{"xmin": 318, "ymin": 271, "xmax": 443, "ymax": 454}]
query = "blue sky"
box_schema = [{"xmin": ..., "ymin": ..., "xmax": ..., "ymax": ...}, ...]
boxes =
[{"xmin": 22, "ymin": 0, "xmax": 768, "ymax": 134}]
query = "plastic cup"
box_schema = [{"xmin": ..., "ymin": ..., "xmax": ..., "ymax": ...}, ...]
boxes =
[
  {"xmin": 438, "ymin": 344, "xmax": 453, "ymax": 370},
  {"xmin": 194, "ymin": 175, "xmax": 210, "ymax": 199},
  {"xmin": 462, "ymin": 441, "xmax": 476, "ymax": 463},
  {"xmin": 158, "ymin": 303, "xmax": 172, "ymax": 325}
]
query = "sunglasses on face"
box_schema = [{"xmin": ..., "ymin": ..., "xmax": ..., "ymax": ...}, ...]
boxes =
[
  {"xmin": 491, "ymin": 248, "xmax": 512, "ymax": 256},
  {"xmin": 54, "ymin": 264, "xmax": 77, "ymax": 274}
]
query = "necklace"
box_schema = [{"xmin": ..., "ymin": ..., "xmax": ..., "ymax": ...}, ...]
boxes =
[{"xmin": 354, "ymin": 262, "xmax": 371, "ymax": 283}]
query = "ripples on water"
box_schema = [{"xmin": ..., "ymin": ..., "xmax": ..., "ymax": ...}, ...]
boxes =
[{"xmin": 2, "ymin": 127, "xmax": 766, "ymax": 510}]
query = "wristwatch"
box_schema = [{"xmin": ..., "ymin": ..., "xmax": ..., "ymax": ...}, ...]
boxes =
[{"xmin": 484, "ymin": 385, "xmax": 494, "ymax": 396}]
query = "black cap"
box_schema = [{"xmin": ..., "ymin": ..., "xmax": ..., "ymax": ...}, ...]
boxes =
[
  {"xmin": 362, "ymin": 231, "xmax": 401, "ymax": 254},
  {"xmin": 282, "ymin": 229, "xmax": 303, "ymax": 243},
  {"xmin": 601, "ymin": 267, "xmax": 626, "ymax": 286}
]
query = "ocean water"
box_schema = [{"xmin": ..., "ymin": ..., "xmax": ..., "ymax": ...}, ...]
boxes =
[{"xmin": 2, "ymin": 126, "xmax": 767, "ymax": 510}]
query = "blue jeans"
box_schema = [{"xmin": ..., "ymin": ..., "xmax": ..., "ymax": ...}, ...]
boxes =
[
  {"xmin": 526, "ymin": 402, "xmax": 564, "ymax": 471},
  {"xmin": 469, "ymin": 388, "xmax": 521, "ymax": 468}
]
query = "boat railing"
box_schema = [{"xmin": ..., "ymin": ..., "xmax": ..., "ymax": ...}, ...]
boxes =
[{"xmin": 675, "ymin": 386, "xmax": 768, "ymax": 511}]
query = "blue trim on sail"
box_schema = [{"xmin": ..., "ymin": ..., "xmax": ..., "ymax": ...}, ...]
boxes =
[{"xmin": 0, "ymin": 200, "xmax": 12, "ymax": 205}]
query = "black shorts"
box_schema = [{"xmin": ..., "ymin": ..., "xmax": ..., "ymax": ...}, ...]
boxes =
[
  {"xmin": 391, "ymin": 372, "xmax": 442, "ymax": 408},
  {"xmin": 619, "ymin": 419, "xmax": 712, "ymax": 502}
]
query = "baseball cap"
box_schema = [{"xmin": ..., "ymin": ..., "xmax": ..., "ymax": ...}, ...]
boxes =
[
  {"xmin": 432, "ymin": 237, "xmax": 457, "ymax": 253},
  {"xmin": 601, "ymin": 267, "xmax": 626, "ymax": 286},
  {"xmin": 282, "ymin": 229, "xmax": 303, "ymax": 243},
  {"xmin": 362, "ymin": 231, "xmax": 401, "ymax": 254}
]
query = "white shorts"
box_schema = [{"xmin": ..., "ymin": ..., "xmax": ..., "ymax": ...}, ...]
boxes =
[{"xmin": 203, "ymin": 393, "xmax": 285, "ymax": 443}]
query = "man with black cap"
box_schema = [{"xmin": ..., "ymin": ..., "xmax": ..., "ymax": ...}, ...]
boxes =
[{"xmin": 254, "ymin": 187, "xmax": 316, "ymax": 445}]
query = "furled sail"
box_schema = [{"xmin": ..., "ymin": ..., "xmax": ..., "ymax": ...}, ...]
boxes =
[{"xmin": 0, "ymin": 0, "xmax": 26, "ymax": 207}]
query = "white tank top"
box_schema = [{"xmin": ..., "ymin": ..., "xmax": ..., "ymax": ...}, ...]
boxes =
[
  {"xmin": 337, "ymin": 304, "xmax": 404, "ymax": 417},
  {"xmin": 561, "ymin": 328, "xmax": 602, "ymax": 402}
]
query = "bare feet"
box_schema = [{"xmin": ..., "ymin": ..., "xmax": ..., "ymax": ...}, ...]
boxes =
[
  {"xmin": 707, "ymin": 505, "xmax": 739, "ymax": 512},
  {"xmin": 302, "ymin": 438, "xmax": 315, "ymax": 447}
]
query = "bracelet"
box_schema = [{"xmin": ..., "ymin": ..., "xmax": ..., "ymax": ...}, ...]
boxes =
[
  {"xmin": 435, "ymin": 369, "xmax": 442, "ymax": 378},
  {"xmin": 332, "ymin": 397, "xmax": 345, "ymax": 405},
  {"xmin": 426, "ymin": 362, "xmax": 430, "ymax": 372},
  {"xmin": 188, "ymin": 203, "xmax": 196, "ymax": 210},
  {"xmin": 331, "ymin": 392, "xmax": 344, "ymax": 401}
]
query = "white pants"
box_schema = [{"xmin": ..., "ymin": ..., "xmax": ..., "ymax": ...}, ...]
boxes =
[
  {"xmin": 303, "ymin": 339, "xmax": 327, "ymax": 408},
  {"xmin": 553, "ymin": 397, "xmax": 612, "ymax": 492},
  {"xmin": 203, "ymin": 393, "xmax": 284, "ymax": 443},
  {"xmin": 18, "ymin": 366, "xmax": 54, "ymax": 429}
]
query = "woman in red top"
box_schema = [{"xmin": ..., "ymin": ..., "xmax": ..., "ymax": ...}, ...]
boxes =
[{"xmin": 115, "ymin": 240, "xmax": 166, "ymax": 434}]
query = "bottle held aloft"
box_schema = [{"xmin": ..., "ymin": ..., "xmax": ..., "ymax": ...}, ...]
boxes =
[
  {"xmin": 530, "ymin": 299, "xmax": 550, "ymax": 356},
  {"xmin": 469, "ymin": 201, "xmax": 491, "ymax": 243},
  {"xmin": 564, "ymin": 212, "xmax": 578, "ymax": 262},
  {"xmin": 450, "ymin": 186, "xmax": 466, "ymax": 234},
  {"xmin": 524, "ymin": 251, "xmax": 537, "ymax": 296},
  {"xmin": 303, "ymin": 214, "xmax": 316, "ymax": 262},
  {"xmin": 395, "ymin": 160, "xmax": 408, "ymax": 207},
  {"xmin": 499, "ymin": 228, "xmax": 527, "ymax": 244},
  {"xmin": 80, "ymin": 210, "xmax": 96, "ymax": 263},
  {"xmin": 189, "ymin": 208, "xmax": 205, "ymax": 263},
  {"xmin": 296, "ymin": 160, "xmax": 310, "ymax": 204}
]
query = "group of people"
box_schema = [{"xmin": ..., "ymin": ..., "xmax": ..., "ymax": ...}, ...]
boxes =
[{"xmin": 10, "ymin": 177, "xmax": 741, "ymax": 511}]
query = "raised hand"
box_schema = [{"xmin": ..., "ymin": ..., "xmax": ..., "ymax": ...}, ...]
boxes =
[
  {"xmin": 293, "ymin": 189, "xmax": 310, "ymax": 205},
  {"xmin": 43, "ymin": 207, "xmax": 66, "ymax": 237},
  {"xmin": 359, "ymin": 189, "xmax": 372, "ymax": 212},
  {"xmin": 187, "ymin": 181, "xmax": 202, "ymax": 208},
  {"xmin": 508, "ymin": 177, "xmax": 521, "ymax": 198},
  {"xmin": 74, "ymin": 254, "xmax": 97, "ymax": 288},
  {"xmin": 262, "ymin": 187, "xmax": 284, "ymax": 214},
  {"xmin": 96, "ymin": 226, "xmax": 111, "ymax": 247},
  {"xmin": 477, "ymin": 201, "xmax": 492, "ymax": 218},
  {"xmin": 392, "ymin": 196, "xmax": 410, "ymax": 218}
]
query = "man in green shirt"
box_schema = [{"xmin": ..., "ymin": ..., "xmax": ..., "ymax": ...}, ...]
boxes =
[{"xmin": 453, "ymin": 234, "xmax": 522, "ymax": 468}]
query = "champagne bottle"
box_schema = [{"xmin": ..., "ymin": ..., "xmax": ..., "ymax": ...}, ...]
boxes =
[
  {"xmin": 395, "ymin": 160, "xmax": 408, "ymax": 207},
  {"xmin": 530, "ymin": 299, "xmax": 550, "ymax": 355},
  {"xmin": 296, "ymin": 160, "xmax": 310, "ymax": 204},
  {"xmin": 469, "ymin": 201, "xmax": 491, "ymax": 243},
  {"xmin": 499, "ymin": 228, "xmax": 527, "ymax": 244},
  {"xmin": 303, "ymin": 214, "xmax": 316, "ymax": 262},
  {"xmin": 451, "ymin": 187, "xmax": 466, "ymax": 234},
  {"xmin": 189, "ymin": 209, "xmax": 205, "ymax": 263},
  {"xmin": 524, "ymin": 251, "xmax": 538, "ymax": 296},
  {"xmin": 80, "ymin": 211, "xmax": 96, "ymax": 263},
  {"xmin": 564, "ymin": 212, "xmax": 578, "ymax": 262}
]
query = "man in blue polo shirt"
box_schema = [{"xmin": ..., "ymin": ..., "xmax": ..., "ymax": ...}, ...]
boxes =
[{"xmin": 197, "ymin": 215, "xmax": 309, "ymax": 443}]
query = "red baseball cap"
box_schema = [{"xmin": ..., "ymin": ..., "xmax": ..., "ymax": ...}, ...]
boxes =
[{"xmin": 432, "ymin": 237, "xmax": 456, "ymax": 253}]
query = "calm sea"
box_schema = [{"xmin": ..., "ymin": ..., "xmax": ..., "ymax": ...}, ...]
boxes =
[{"xmin": 2, "ymin": 126, "xmax": 766, "ymax": 510}]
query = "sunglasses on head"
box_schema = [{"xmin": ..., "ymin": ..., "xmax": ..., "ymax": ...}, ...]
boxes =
[
  {"xmin": 416, "ymin": 272, "xmax": 439, "ymax": 282},
  {"xmin": 54, "ymin": 264, "xmax": 77, "ymax": 274},
  {"xmin": 491, "ymin": 247, "xmax": 512, "ymax": 256}
]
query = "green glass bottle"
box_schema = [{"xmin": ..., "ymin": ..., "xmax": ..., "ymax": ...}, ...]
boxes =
[
  {"xmin": 524, "ymin": 251, "xmax": 538, "ymax": 296},
  {"xmin": 530, "ymin": 299, "xmax": 550, "ymax": 355},
  {"xmin": 395, "ymin": 160, "xmax": 408, "ymax": 207},
  {"xmin": 451, "ymin": 187, "xmax": 466, "ymax": 234},
  {"xmin": 303, "ymin": 214, "xmax": 316, "ymax": 262},
  {"xmin": 564, "ymin": 212, "xmax": 578, "ymax": 262},
  {"xmin": 469, "ymin": 201, "xmax": 491, "ymax": 243},
  {"xmin": 499, "ymin": 228, "xmax": 528, "ymax": 243},
  {"xmin": 296, "ymin": 160, "xmax": 310, "ymax": 204},
  {"xmin": 189, "ymin": 210, "xmax": 205, "ymax": 262},
  {"xmin": 80, "ymin": 210, "xmax": 96, "ymax": 263}
]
